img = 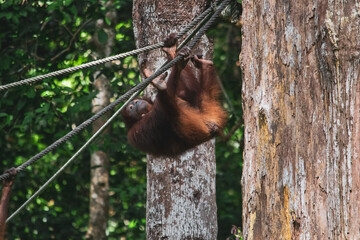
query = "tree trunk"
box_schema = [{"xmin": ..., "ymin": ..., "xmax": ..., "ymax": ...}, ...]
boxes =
[
  {"xmin": 241, "ymin": 0, "xmax": 360, "ymax": 239},
  {"xmin": 85, "ymin": 2, "xmax": 115, "ymax": 239},
  {"xmin": 132, "ymin": 1, "xmax": 218, "ymax": 239}
]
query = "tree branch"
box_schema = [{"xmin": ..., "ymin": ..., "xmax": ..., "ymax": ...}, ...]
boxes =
[
  {"xmin": 51, "ymin": 19, "xmax": 92, "ymax": 61},
  {"xmin": 218, "ymin": 117, "xmax": 243, "ymax": 143}
]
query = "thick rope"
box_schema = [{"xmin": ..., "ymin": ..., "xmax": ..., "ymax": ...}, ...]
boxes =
[
  {"xmin": 0, "ymin": 5, "xmax": 214, "ymax": 92},
  {"xmin": 177, "ymin": 3, "xmax": 214, "ymax": 40},
  {"xmin": 178, "ymin": 8, "xmax": 214, "ymax": 50},
  {"xmin": 6, "ymin": 91, "xmax": 139, "ymax": 223},
  {"xmin": 0, "ymin": 2, "xmax": 229, "ymax": 181},
  {"xmin": 186, "ymin": 0, "xmax": 230, "ymax": 50},
  {"xmin": 0, "ymin": 43, "xmax": 162, "ymax": 91}
]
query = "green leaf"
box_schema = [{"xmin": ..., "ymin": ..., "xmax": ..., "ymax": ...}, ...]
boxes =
[
  {"xmin": 105, "ymin": 17, "xmax": 111, "ymax": 26},
  {"xmin": 64, "ymin": 0, "xmax": 73, "ymax": 7},
  {"xmin": 19, "ymin": 10, "xmax": 28, "ymax": 17},
  {"xmin": 47, "ymin": 1, "xmax": 62, "ymax": 11},
  {"xmin": 69, "ymin": 5, "xmax": 77, "ymax": 16},
  {"xmin": 25, "ymin": 88, "xmax": 36, "ymax": 99},
  {"xmin": 97, "ymin": 29, "xmax": 108, "ymax": 44},
  {"xmin": 63, "ymin": 11, "xmax": 71, "ymax": 23}
]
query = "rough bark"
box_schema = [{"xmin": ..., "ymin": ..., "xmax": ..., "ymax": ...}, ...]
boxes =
[
  {"xmin": 132, "ymin": 1, "xmax": 218, "ymax": 239},
  {"xmin": 241, "ymin": 0, "xmax": 360, "ymax": 239},
  {"xmin": 85, "ymin": 2, "xmax": 114, "ymax": 239}
]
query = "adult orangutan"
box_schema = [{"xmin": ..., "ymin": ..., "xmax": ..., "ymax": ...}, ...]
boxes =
[{"xmin": 121, "ymin": 34, "xmax": 227, "ymax": 156}]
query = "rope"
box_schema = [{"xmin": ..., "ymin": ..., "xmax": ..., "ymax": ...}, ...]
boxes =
[
  {"xmin": 0, "ymin": 43, "xmax": 162, "ymax": 91},
  {"xmin": 6, "ymin": 91, "xmax": 139, "ymax": 223},
  {"xmin": 0, "ymin": 5, "xmax": 214, "ymax": 92},
  {"xmin": 186, "ymin": 0, "xmax": 230, "ymax": 50},
  {"xmin": 176, "ymin": 4, "xmax": 214, "ymax": 40},
  {"xmin": 0, "ymin": 2, "xmax": 227, "ymax": 181},
  {"xmin": 178, "ymin": 7, "xmax": 214, "ymax": 50}
]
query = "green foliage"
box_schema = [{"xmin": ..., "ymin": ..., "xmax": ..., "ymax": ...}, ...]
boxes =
[{"xmin": 0, "ymin": 1, "xmax": 242, "ymax": 239}]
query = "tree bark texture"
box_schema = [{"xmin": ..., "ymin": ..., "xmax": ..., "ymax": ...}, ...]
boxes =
[
  {"xmin": 85, "ymin": 2, "xmax": 115, "ymax": 239},
  {"xmin": 241, "ymin": 0, "xmax": 360, "ymax": 239},
  {"xmin": 132, "ymin": 1, "xmax": 218, "ymax": 239}
]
